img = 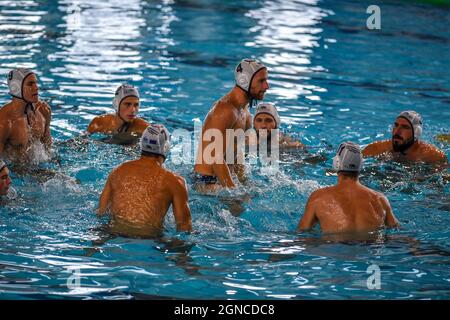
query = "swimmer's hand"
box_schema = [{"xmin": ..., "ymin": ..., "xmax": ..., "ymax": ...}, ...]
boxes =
[{"xmin": 280, "ymin": 134, "xmax": 305, "ymax": 149}]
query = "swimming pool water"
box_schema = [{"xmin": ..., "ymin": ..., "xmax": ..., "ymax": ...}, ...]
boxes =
[{"xmin": 0, "ymin": 0, "xmax": 449, "ymax": 299}]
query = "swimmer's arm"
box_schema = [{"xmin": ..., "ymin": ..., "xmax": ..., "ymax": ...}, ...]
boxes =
[
  {"xmin": 39, "ymin": 101, "xmax": 52, "ymax": 149},
  {"xmin": 0, "ymin": 120, "xmax": 11, "ymax": 156},
  {"xmin": 381, "ymin": 195, "xmax": 400, "ymax": 228},
  {"xmin": 279, "ymin": 132, "xmax": 305, "ymax": 148},
  {"xmin": 297, "ymin": 192, "xmax": 319, "ymax": 232},
  {"xmin": 97, "ymin": 175, "xmax": 112, "ymax": 216},
  {"xmin": 133, "ymin": 118, "xmax": 150, "ymax": 134},
  {"xmin": 208, "ymin": 109, "xmax": 237, "ymax": 188},
  {"xmin": 87, "ymin": 116, "xmax": 107, "ymax": 134},
  {"xmin": 232, "ymin": 164, "xmax": 247, "ymax": 183},
  {"xmin": 362, "ymin": 140, "xmax": 391, "ymax": 157},
  {"xmin": 426, "ymin": 147, "xmax": 448, "ymax": 165},
  {"xmin": 213, "ymin": 163, "xmax": 235, "ymax": 188},
  {"xmin": 172, "ymin": 176, "xmax": 192, "ymax": 232}
]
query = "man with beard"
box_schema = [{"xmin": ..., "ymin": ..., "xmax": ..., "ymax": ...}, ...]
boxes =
[
  {"xmin": 362, "ymin": 111, "xmax": 447, "ymax": 164},
  {"xmin": 194, "ymin": 59, "xmax": 270, "ymax": 191}
]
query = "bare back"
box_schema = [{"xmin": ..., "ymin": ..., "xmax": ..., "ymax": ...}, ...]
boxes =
[
  {"xmin": 299, "ymin": 180, "xmax": 398, "ymax": 234},
  {"xmin": 110, "ymin": 160, "xmax": 171, "ymax": 231},
  {"xmin": 316, "ymin": 185, "xmax": 387, "ymax": 232},
  {"xmin": 98, "ymin": 157, "xmax": 191, "ymax": 237}
]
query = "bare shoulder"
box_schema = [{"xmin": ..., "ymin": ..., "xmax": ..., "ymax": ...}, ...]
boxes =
[
  {"xmin": 309, "ymin": 186, "xmax": 329, "ymax": 201},
  {"xmin": 92, "ymin": 114, "xmax": 115, "ymax": 124},
  {"xmin": 366, "ymin": 187, "xmax": 389, "ymax": 204},
  {"xmin": 88, "ymin": 114, "xmax": 115, "ymax": 132},
  {"xmin": 165, "ymin": 171, "xmax": 188, "ymax": 197},
  {"xmin": 166, "ymin": 171, "xmax": 187, "ymax": 188},
  {"xmin": 211, "ymin": 98, "xmax": 238, "ymax": 120},
  {"xmin": 419, "ymin": 142, "xmax": 448, "ymax": 163},
  {"xmin": 132, "ymin": 117, "xmax": 149, "ymax": 132},
  {"xmin": 362, "ymin": 140, "xmax": 391, "ymax": 157},
  {"xmin": 135, "ymin": 117, "xmax": 149, "ymax": 126},
  {"xmin": 109, "ymin": 160, "xmax": 136, "ymax": 179},
  {"xmin": 0, "ymin": 102, "xmax": 13, "ymax": 117},
  {"xmin": 36, "ymin": 100, "xmax": 52, "ymax": 117}
]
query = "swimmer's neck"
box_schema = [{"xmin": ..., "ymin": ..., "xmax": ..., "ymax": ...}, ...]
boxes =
[
  {"xmin": 140, "ymin": 154, "xmax": 164, "ymax": 166},
  {"xmin": 228, "ymin": 86, "xmax": 250, "ymax": 110},
  {"xmin": 336, "ymin": 175, "xmax": 360, "ymax": 186},
  {"xmin": 115, "ymin": 114, "xmax": 132, "ymax": 126}
]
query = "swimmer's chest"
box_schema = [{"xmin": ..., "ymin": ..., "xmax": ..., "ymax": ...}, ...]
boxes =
[
  {"xmin": 8, "ymin": 113, "xmax": 46, "ymax": 146},
  {"xmin": 233, "ymin": 108, "xmax": 250, "ymax": 130}
]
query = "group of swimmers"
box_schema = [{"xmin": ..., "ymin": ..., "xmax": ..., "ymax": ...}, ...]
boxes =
[{"xmin": 0, "ymin": 59, "xmax": 448, "ymax": 238}]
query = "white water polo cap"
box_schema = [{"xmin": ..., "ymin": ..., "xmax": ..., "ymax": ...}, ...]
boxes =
[
  {"xmin": 7, "ymin": 68, "xmax": 34, "ymax": 100},
  {"xmin": 112, "ymin": 84, "xmax": 140, "ymax": 113},
  {"xmin": 234, "ymin": 59, "xmax": 267, "ymax": 94},
  {"xmin": 397, "ymin": 111, "xmax": 423, "ymax": 141},
  {"xmin": 254, "ymin": 102, "xmax": 280, "ymax": 129},
  {"xmin": 333, "ymin": 142, "xmax": 363, "ymax": 172},
  {"xmin": 141, "ymin": 124, "xmax": 170, "ymax": 160},
  {"xmin": 0, "ymin": 160, "xmax": 6, "ymax": 172}
]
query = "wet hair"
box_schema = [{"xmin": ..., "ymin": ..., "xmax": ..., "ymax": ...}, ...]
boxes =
[
  {"xmin": 141, "ymin": 150, "xmax": 164, "ymax": 159},
  {"xmin": 338, "ymin": 171, "xmax": 359, "ymax": 179}
]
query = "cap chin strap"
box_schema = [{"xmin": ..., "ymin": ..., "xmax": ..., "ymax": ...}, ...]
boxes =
[
  {"xmin": 117, "ymin": 121, "xmax": 131, "ymax": 133},
  {"xmin": 24, "ymin": 102, "xmax": 35, "ymax": 126},
  {"xmin": 11, "ymin": 94, "xmax": 35, "ymax": 127},
  {"xmin": 117, "ymin": 112, "xmax": 131, "ymax": 133},
  {"xmin": 398, "ymin": 116, "xmax": 416, "ymax": 142}
]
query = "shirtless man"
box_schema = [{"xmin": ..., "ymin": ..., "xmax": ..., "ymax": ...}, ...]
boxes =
[
  {"xmin": 87, "ymin": 84, "xmax": 149, "ymax": 144},
  {"xmin": 298, "ymin": 142, "xmax": 399, "ymax": 234},
  {"xmin": 194, "ymin": 59, "xmax": 269, "ymax": 190},
  {"xmin": 0, "ymin": 160, "xmax": 12, "ymax": 197},
  {"xmin": 0, "ymin": 68, "xmax": 52, "ymax": 165},
  {"xmin": 250, "ymin": 102, "xmax": 305, "ymax": 149},
  {"xmin": 362, "ymin": 111, "xmax": 447, "ymax": 165},
  {"xmin": 97, "ymin": 124, "xmax": 192, "ymax": 237}
]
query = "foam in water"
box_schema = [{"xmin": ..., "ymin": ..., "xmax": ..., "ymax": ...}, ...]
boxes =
[{"xmin": 42, "ymin": 172, "xmax": 81, "ymax": 193}]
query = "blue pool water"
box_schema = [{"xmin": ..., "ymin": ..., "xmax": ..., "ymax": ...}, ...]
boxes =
[{"xmin": 0, "ymin": 0, "xmax": 449, "ymax": 299}]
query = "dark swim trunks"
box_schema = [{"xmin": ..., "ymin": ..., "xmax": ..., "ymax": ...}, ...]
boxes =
[{"xmin": 192, "ymin": 172, "xmax": 219, "ymax": 184}]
